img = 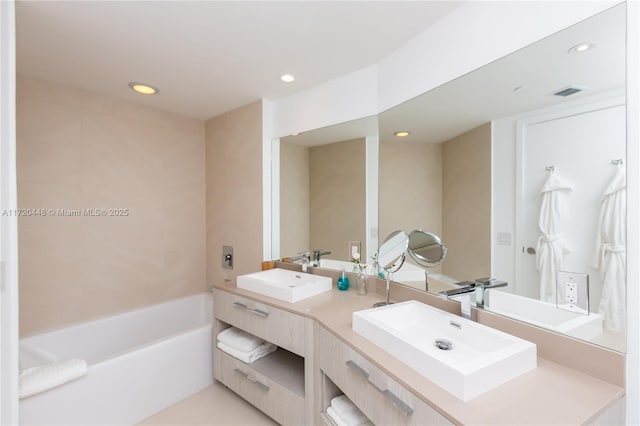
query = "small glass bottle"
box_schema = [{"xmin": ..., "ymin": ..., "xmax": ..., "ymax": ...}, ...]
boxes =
[
  {"xmin": 356, "ymin": 269, "xmax": 367, "ymax": 296},
  {"xmin": 337, "ymin": 267, "xmax": 350, "ymax": 291}
]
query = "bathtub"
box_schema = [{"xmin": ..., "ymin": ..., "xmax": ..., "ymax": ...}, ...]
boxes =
[{"xmin": 19, "ymin": 293, "xmax": 213, "ymax": 425}]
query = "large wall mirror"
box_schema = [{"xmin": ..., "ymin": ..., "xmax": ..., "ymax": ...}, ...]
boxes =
[
  {"xmin": 273, "ymin": 116, "xmax": 378, "ymax": 267},
  {"xmin": 273, "ymin": 4, "xmax": 626, "ymax": 352}
]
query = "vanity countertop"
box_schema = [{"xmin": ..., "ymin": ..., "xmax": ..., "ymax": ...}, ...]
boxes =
[{"xmin": 213, "ymin": 280, "xmax": 624, "ymax": 425}]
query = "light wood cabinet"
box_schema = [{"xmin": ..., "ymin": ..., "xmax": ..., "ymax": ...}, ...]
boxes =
[
  {"xmin": 214, "ymin": 290, "xmax": 306, "ymax": 356},
  {"xmin": 215, "ymin": 349, "xmax": 305, "ymax": 425},
  {"xmin": 317, "ymin": 325, "xmax": 453, "ymax": 426},
  {"xmin": 213, "ymin": 289, "xmax": 310, "ymax": 425}
]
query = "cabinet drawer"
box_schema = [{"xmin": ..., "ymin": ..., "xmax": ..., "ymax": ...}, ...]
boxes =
[
  {"xmin": 318, "ymin": 326, "xmax": 452, "ymax": 426},
  {"xmin": 215, "ymin": 349, "xmax": 305, "ymax": 426},
  {"xmin": 214, "ymin": 289, "xmax": 306, "ymax": 356}
]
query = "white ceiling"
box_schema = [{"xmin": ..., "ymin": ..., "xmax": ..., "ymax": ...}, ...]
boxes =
[
  {"xmin": 378, "ymin": 4, "xmax": 626, "ymax": 144},
  {"xmin": 16, "ymin": 1, "xmax": 462, "ymax": 121},
  {"xmin": 281, "ymin": 4, "xmax": 625, "ymax": 148}
]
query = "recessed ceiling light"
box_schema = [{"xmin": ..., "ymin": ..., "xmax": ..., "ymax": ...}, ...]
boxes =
[
  {"xmin": 291, "ymin": 133, "xmax": 299, "ymax": 136},
  {"xmin": 280, "ymin": 74, "xmax": 295, "ymax": 83},
  {"xmin": 568, "ymin": 42, "xmax": 596, "ymax": 54},
  {"xmin": 394, "ymin": 131, "xmax": 410, "ymax": 137},
  {"xmin": 128, "ymin": 82, "xmax": 159, "ymax": 95}
]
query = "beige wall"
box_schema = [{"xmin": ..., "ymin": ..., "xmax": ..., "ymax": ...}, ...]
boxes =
[
  {"xmin": 205, "ymin": 101, "xmax": 263, "ymax": 284},
  {"xmin": 16, "ymin": 75, "xmax": 206, "ymax": 336},
  {"xmin": 378, "ymin": 140, "xmax": 443, "ymax": 253},
  {"xmin": 442, "ymin": 123, "xmax": 491, "ymax": 280},
  {"xmin": 379, "ymin": 124, "xmax": 491, "ymax": 282},
  {"xmin": 309, "ymin": 138, "xmax": 366, "ymax": 261},
  {"xmin": 279, "ymin": 142, "xmax": 309, "ymax": 257}
]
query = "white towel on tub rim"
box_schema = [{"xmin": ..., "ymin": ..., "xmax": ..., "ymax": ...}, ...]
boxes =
[{"xmin": 19, "ymin": 358, "xmax": 88, "ymax": 399}]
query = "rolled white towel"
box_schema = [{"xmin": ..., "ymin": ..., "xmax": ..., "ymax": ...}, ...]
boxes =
[
  {"xmin": 326, "ymin": 406, "xmax": 348, "ymax": 426},
  {"xmin": 217, "ymin": 327, "xmax": 265, "ymax": 353},
  {"xmin": 217, "ymin": 341, "xmax": 277, "ymax": 364},
  {"xmin": 330, "ymin": 395, "xmax": 372, "ymax": 426},
  {"xmin": 19, "ymin": 358, "xmax": 87, "ymax": 399}
]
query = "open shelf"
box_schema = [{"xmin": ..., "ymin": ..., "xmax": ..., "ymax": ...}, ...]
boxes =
[
  {"xmin": 252, "ymin": 348, "xmax": 305, "ymax": 397},
  {"xmin": 216, "ymin": 320, "xmax": 305, "ymax": 397}
]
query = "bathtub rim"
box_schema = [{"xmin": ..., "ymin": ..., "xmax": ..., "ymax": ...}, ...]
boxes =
[
  {"xmin": 20, "ymin": 292, "xmax": 213, "ymax": 366},
  {"xmin": 20, "ymin": 292, "xmax": 212, "ymax": 340}
]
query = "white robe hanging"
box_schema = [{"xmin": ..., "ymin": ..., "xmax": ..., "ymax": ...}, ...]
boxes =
[
  {"xmin": 592, "ymin": 167, "xmax": 626, "ymax": 332},
  {"xmin": 536, "ymin": 172, "xmax": 573, "ymax": 303}
]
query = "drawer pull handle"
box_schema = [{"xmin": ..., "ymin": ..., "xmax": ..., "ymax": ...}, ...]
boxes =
[
  {"xmin": 381, "ymin": 389, "xmax": 414, "ymax": 416},
  {"xmin": 233, "ymin": 301, "xmax": 270, "ymax": 317},
  {"xmin": 345, "ymin": 360, "xmax": 370, "ymax": 379},
  {"xmin": 345, "ymin": 360, "xmax": 413, "ymax": 416},
  {"xmin": 233, "ymin": 368, "xmax": 270, "ymax": 392}
]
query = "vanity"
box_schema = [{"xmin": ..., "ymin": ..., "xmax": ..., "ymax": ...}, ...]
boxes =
[
  {"xmin": 213, "ymin": 289, "xmax": 312, "ymax": 425},
  {"xmin": 212, "ymin": 266, "xmax": 624, "ymax": 426}
]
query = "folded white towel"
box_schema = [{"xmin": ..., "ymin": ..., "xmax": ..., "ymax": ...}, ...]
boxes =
[
  {"xmin": 327, "ymin": 406, "xmax": 348, "ymax": 426},
  {"xmin": 19, "ymin": 358, "xmax": 87, "ymax": 399},
  {"xmin": 217, "ymin": 341, "xmax": 277, "ymax": 364},
  {"xmin": 217, "ymin": 327, "xmax": 265, "ymax": 353},
  {"xmin": 330, "ymin": 395, "xmax": 372, "ymax": 426}
]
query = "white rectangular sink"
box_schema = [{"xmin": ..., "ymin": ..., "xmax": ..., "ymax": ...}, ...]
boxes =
[
  {"xmin": 237, "ymin": 268, "xmax": 332, "ymax": 303},
  {"xmin": 353, "ymin": 300, "xmax": 536, "ymax": 401},
  {"xmin": 484, "ymin": 289, "xmax": 603, "ymax": 341}
]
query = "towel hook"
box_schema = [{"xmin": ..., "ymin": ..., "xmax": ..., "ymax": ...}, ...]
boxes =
[
  {"xmin": 611, "ymin": 159, "xmax": 623, "ymax": 166},
  {"xmin": 545, "ymin": 165, "xmax": 555, "ymax": 172}
]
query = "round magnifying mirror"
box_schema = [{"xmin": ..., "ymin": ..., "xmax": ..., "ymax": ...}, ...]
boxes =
[
  {"xmin": 377, "ymin": 230, "xmax": 409, "ymax": 273},
  {"xmin": 407, "ymin": 229, "xmax": 447, "ymax": 267}
]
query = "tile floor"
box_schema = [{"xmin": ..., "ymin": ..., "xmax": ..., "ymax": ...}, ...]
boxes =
[{"xmin": 138, "ymin": 383, "xmax": 278, "ymax": 426}]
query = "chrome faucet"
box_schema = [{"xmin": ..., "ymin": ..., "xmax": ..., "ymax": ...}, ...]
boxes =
[
  {"xmin": 288, "ymin": 251, "xmax": 311, "ymax": 272},
  {"xmin": 439, "ymin": 281, "xmax": 477, "ymax": 319},
  {"xmin": 439, "ymin": 278, "xmax": 508, "ymax": 319},
  {"xmin": 473, "ymin": 277, "xmax": 508, "ymax": 308},
  {"xmin": 439, "ymin": 281, "xmax": 476, "ymax": 298},
  {"xmin": 312, "ymin": 249, "xmax": 331, "ymax": 267}
]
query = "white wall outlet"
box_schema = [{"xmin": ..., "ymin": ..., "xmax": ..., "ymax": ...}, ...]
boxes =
[
  {"xmin": 565, "ymin": 282, "xmax": 578, "ymax": 305},
  {"xmin": 556, "ymin": 271, "xmax": 589, "ymax": 314},
  {"xmin": 349, "ymin": 241, "xmax": 361, "ymax": 260}
]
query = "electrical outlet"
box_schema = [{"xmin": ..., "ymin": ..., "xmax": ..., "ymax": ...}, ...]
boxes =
[
  {"xmin": 556, "ymin": 271, "xmax": 589, "ymax": 314},
  {"xmin": 349, "ymin": 241, "xmax": 361, "ymax": 260},
  {"xmin": 565, "ymin": 282, "xmax": 578, "ymax": 305}
]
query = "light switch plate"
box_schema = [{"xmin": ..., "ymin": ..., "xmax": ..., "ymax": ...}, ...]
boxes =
[
  {"xmin": 556, "ymin": 271, "xmax": 589, "ymax": 314},
  {"xmin": 497, "ymin": 232, "xmax": 512, "ymax": 246},
  {"xmin": 349, "ymin": 241, "xmax": 361, "ymax": 261}
]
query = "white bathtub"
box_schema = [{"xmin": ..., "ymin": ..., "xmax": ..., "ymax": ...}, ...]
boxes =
[
  {"xmin": 484, "ymin": 289, "xmax": 603, "ymax": 341},
  {"xmin": 19, "ymin": 293, "xmax": 213, "ymax": 425}
]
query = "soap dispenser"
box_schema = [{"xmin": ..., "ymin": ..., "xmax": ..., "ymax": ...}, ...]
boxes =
[{"xmin": 337, "ymin": 267, "xmax": 350, "ymax": 291}]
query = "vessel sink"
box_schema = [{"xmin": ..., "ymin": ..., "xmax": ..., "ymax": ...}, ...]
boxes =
[
  {"xmin": 237, "ymin": 268, "xmax": 332, "ymax": 303},
  {"xmin": 352, "ymin": 300, "xmax": 536, "ymax": 401},
  {"xmin": 484, "ymin": 289, "xmax": 603, "ymax": 340}
]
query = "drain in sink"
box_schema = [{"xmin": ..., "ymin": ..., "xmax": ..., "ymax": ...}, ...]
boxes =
[{"xmin": 435, "ymin": 338, "xmax": 453, "ymax": 350}]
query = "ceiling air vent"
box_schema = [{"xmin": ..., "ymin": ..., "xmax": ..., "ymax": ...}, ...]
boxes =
[{"xmin": 552, "ymin": 86, "xmax": 584, "ymax": 97}]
